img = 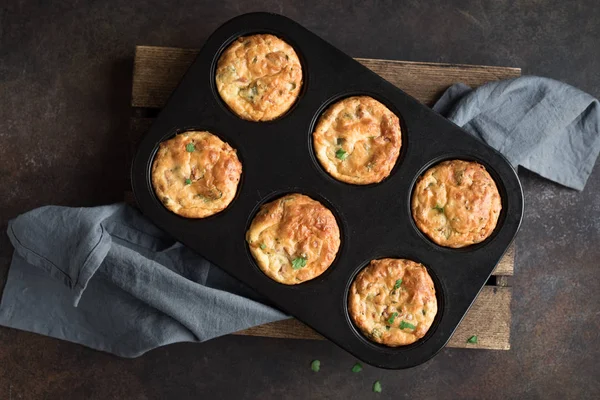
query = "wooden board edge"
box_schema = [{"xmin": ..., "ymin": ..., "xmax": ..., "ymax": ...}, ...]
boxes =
[
  {"xmin": 131, "ymin": 46, "xmax": 522, "ymax": 108},
  {"xmin": 355, "ymin": 57, "xmax": 521, "ymax": 74},
  {"xmin": 132, "ymin": 46, "xmax": 521, "ymax": 74},
  {"xmin": 233, "ymin": 286, "xmax": 512, "ymax": 350}
]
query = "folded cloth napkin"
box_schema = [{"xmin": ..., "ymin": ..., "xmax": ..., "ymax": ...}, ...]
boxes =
[
  {"xmin": 433, "ymin": 76, "xmax": 600, "ymax": 191},
  {"xmin": 0, "ymin": 204, "xmax": 286, "ymax": 357},
  {"xmin": 1, "ymin": 76, "xmax": 599, "ymax": 357}
]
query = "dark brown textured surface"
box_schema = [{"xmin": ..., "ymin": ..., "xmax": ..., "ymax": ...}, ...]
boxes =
[{"xmin": 0, "ymin": 1, "xmax": 599, "ymax": 399}]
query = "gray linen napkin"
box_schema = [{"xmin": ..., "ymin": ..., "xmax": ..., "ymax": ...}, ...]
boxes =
[
  {"xmin": 433, "ymin": 76, "xmax": 600, "ymax": 191},
  {"xmin": 1, "ymin": 76, "xmax": 599, "ymax": 357},
  {"xmin": 0, "ymin": 204, "xmax": 286, "ymax": 357}
]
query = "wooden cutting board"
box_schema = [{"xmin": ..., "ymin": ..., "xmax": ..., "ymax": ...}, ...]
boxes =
[{"xmin": 127, "ymin": 45, "xmax": 520, "ymax": 350}]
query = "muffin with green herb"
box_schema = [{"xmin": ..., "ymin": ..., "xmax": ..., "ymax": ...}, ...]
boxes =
[
  {"xmin": 348, "ymin": 258, "xmax": 437, "ymax": 346},
  {"xmin": 246, "ymin": 193, "xmax": 340, "ymax": 285},
  {"xmin": 215, "ymin": 34, "xmax": 303, "ymax": 121},
  {"xmin": 151, "ymin": 131, "xmax": 242, "ymax": 218},
  {"xmin": 312, "ymin": 96, "xmax": 402, "ymax": 185},
  {"xmin": 411, "ymin": 159, "xmax": 501, "ymax": 248}
]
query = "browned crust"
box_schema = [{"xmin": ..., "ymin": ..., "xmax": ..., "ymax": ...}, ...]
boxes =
[
  {"xmin": 348, "ymin": 258, "xmax": 437, "ymax": 346},
  {"xmin": 151, "ymin": 131, "xmax": 242, "ymax": 218},
  {"xmin": 312, "ymin": 96, "xmax": 402, "ymax": 184},
  {"xmin": 215, "ymin": 34, "xmax": 303, "ymax": 121},
  {"xmin": 411, "ymin": 160, "xmax": 502, "ymax": 248},
  {"xmin": 246, "ymin": 194, "xmax": 341, "ymax": 285}
]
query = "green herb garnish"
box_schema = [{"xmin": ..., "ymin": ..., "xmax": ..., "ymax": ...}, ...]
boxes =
[
  {"xmin": 186, "ymin": 143, "xmax": 195, "ymax": 152},
  {"xmin": 335, "ymin": 148, "xmax": 348, "ymax": 160},
  {"xmin": 351, "ymin": 363, "xmax": 362, "ymax": 373},
  {"xmin": 399, "ymin": 320, "xmax": 416, "ymax": 330},
  {"xmin": 259, "ymin": 243, "xmax": 266, "ymax": 250},
  {"xmin": 184, "ymin": 178, "xmax": 192, "ymax": 185},
  {"xmin": 387, "ymin": 312, "xmax": 399, "ymax": 325},
  {"xmin": 310, "ymin": 360, "xmax": 320, "ymax": 372},
  {"xmin": 422, "ymin": 309, "xmax": 426, "ymax": 316},
  {"xmin": 394, "ymin": 279, "xmax": 402, "ymax": 290},
  {"xmin": 373, "ymin": 381, "xmax": 382, "ymax": 393},
  {"xmin": 291, "ymin": 257, "xmax": 307, "ymax": 269},
  {"xmin": 467, "ymin": 335, "xmax": 478, "ymax": 344},
  {"xmin": 433, "ymin": 204, "xmax": 444, "ymax": 213}
]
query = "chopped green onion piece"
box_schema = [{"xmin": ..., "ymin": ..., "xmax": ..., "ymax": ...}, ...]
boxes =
[
  {"xmin": 336, "ymin": 137, "xmax": 346, "ymax": 145},
  {"xmin": 186, "ymin": 143, "xmax": 195, "ymax": 152},
  {"xmin": 291, "ymin": 257, "xmax": 307, "ymax": 269},
  {"xmin": 385, "ymin": 325, "xmax": 390, "ymax": 330},
  {"xmin": 387, "ymin": 312, "xmax": 399, "ymax": 324},
  {"xmin": 433, "ymin": 204, "xmax": 444, "ymax": 213},
  {"xmin": 351, "ymin": 363, "xmax": 363, "ymax": 373},
  {"xmin": 394, "ymin": 279, "xmax": 402, "ymax": 289},
  {"xmin": 373, "ymin": 381, "xmax": 382, "ymax": 393},
  {"xmin": 259, "ymin": 243, "xmax": 266, "ymax": 250},
  {"xmin": 399, "ymin": 320, "xmax": 416, "ymax": 330},
  {"xmin": 335, "ymin": 148, "xmax": 348, "ymax": 160},
  {"xmin": 422, "ymin": 309, "xmax": 426, "ymax": 316},
  {"xmin": 467, "ymin": 335, "xmax": 478, "ymax": 344},
  {"xmin": 310, "ymin": 360, "xmax": 320, "ymax": 372},
  {"xmin": 184, "ymin": 178, "xmax": 192, "ymax": 185}
]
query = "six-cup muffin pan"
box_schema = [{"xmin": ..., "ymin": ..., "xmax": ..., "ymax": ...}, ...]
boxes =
[{"xmin": 131, "ymin": 12, "xmax": 523, "ymax": 369}]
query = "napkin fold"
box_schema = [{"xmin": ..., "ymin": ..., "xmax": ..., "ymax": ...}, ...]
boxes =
[
  {"xmin": 1, "ymin": 76, "xmax": 598, "ymax": 357},
  {"xmin": 433, "ymin": 76, "xmax": 600, "ymax": 191},
  {"xmin": 1, "ymin": 204, "xmax": 286, "ymax": 357}
]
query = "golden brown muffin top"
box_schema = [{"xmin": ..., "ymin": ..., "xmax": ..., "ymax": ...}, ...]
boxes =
[
  {"xmin": 151, "ymin": 131, "xmax": 242, "ymax": 218},
  {"xmin": 412, "ymin": 160, "xmax": 502, "ymax": 248},
  {"xmin": 215, "ymin": 34, "xmax": 303, "ymax": 121},
  {"xmin": 246, "ymin": 193, "xmax": 340, "ymax": 285},
  {"xmin": 348, "ymin": 258, "xmax": 437, "ymax": 346},
  {"xmin": 312, "ymin": 96, "xmax": 402, "ymax": 185}
]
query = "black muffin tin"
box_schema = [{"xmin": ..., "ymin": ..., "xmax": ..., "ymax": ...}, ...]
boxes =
[{"xmin": 131, "ymin": 12, "xmax": 523, "ymax": 369}]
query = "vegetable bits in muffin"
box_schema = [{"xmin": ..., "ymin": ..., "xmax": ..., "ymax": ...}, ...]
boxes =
[
  {"xmin": 246, "ymin": 193, "xmax": 340, "ymax": 285},
  {"xmin": 215, "ymin": 34, "xmax": 303, "ymax": 121},
  {"xmin": 151, "ymin": 131, "xmax": 242, "ymax": 218},
  {"xmin": 348, "ymin": 258, "xmax": 437, "ymax": 346},
  {"xmin": 312, "ymin": 96, "xmax": 402, "ymax": 185},
  {"xmin": 411, "ymin": 159, "xmax": 502, "ymax": 248}
]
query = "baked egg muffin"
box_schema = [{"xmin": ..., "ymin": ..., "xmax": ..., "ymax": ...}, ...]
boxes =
[
  {"xmin": 246, "ymin": 193, "xmax": 340, "ymax": 285},
  {"xmin": 215, "ymin": 34, "xmax": 303, "ymax": 121},
  {"xmin": 348, "ymin": 258, "xmax": 437, "ymax": 346},
  {"xmin": 312, "ymin": 96, "xmax": 402, "ymax": 184},
  {"xmin": 151, "ymin": 131, "xmax": 242, "ymax": 218},
  {"xmin": 412, "ymin": 159, "xmax": 502, "ymax": 248}
]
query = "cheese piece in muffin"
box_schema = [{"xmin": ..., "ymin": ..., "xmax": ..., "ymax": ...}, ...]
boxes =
[
  {"xmin": 246, "ymin": 194, "xmax": 340, "ymax": 285},
  {"xmin": 312, "ymin": 96, "xmax": 402, "ymax": 185},
  {"xmin": 215, "ymin": 34, "xmax": 303, "ymax": 121},
  {"xmin": 412, "ymin": 160, "xmax": 501, "ymax": 248},
  {"xmin": 348, "ymin": 258, "xmax": 437, "ymax": 346},
  {"xmin": 151, "ymin": 131, "xmax": 242, "ymax": 218}
]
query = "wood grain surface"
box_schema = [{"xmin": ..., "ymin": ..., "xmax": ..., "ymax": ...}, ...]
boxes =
[
  {"xmin": 132, "ymin": 46, "xmax": 521, "ymax": 108},
  {"xmin": 234, "ymin": 286, "xmax": 512, "ymax": 350},
  {"xmin": 129, "ymin": 45, "xmax": 521, "ymax": 350}
]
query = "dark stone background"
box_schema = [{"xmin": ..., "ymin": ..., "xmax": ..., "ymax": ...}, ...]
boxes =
[{"xmin": 1, "ymin": 1, "xmax": 599, "ymax": 399}]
